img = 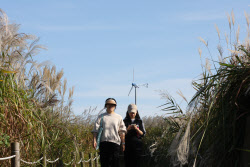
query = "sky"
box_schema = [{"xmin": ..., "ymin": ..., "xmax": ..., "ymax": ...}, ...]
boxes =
[{"xmin": 1, "ymin": 1, "xmax": 250, "ymax": 118}]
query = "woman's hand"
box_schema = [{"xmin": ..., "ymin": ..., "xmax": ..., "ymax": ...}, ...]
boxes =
[
  {"xmin": 127, "ymin": 125, "xmax": 132, "ymax": 130},
  {"xmin": 132, "ymin": 124, "xmax": 138, "ymax": 129},
  {"xmin": 134, "ymin": 126, "xmax": 143, "ymax": 136}
]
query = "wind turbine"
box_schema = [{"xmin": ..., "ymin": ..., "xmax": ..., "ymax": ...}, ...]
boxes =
[{"xmin": 128, "ymin": 69, "xmax": 148, "ymax": 105}]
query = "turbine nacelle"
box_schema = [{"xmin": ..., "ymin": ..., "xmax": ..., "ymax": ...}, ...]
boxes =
[
  {"xmin": 132, "ymin": 83, "xmax": 139, "ymax": 88},
  {"xmin": 128, "ymin": 83, "xmax": 148, "ymax": 97}
]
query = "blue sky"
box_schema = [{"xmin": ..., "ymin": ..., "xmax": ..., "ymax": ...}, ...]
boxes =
[{"xmin": 2, "ymin": 1, "xmax": 250, "ymax": 117}]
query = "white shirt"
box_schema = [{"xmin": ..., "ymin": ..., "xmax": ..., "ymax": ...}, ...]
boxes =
[
  {"xmin": 131, "ymin": 119, "xmax": 135, "ymax": 123},
  {"xmin": 92, "ymin": 112, "xmax": 127, "ymax": 145}
]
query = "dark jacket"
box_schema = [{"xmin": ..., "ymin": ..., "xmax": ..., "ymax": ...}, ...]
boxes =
[{"xmin": 123, "ymin": 118, "xmax": 146, "ymax": 142}]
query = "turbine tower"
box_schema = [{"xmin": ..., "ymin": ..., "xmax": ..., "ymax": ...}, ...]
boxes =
[{"xmin": 128, "ymin": 69, "xmax": 148, "ymax": 105}]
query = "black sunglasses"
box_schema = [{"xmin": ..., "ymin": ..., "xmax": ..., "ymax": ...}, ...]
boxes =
[{"xmin": 106, "ymin": 104, "xmax": 116, "ymax": 107}]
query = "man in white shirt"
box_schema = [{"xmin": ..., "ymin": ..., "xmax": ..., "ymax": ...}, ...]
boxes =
[{"xmin": 92, "ymin": 98, "xmax": 126, "ymax": 167}]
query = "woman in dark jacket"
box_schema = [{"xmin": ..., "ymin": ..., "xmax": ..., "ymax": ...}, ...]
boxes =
[{"xmin": 123, "ymin": 104, "xmax": 146, "ymax": 167}]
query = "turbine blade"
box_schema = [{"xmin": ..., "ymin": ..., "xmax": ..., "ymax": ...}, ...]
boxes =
[{"xmin": 128, "ymin": 86, "xmax": 133, "ymax": 96}]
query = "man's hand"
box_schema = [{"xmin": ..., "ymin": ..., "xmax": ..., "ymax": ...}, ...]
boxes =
[
  {"xmin": 122, "ymin": 144, "xmax": 125, "ymax": 152},
  {"xmin": 120, "ymin": 132, "xmax": 125, "ymax": 152},
  {"xmin": 93, "ymin": 139, "xmax": 97, "ymax": 149},
  {"xmin": 93, "ymin": 133, "xmax": 97, "ymax": 149}
]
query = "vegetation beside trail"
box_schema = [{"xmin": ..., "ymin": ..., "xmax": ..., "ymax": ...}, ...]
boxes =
[
  {"xmin": 149, "ymin": 10, "xmax": 250, "ymax": 166},
  {"xmin": 0, "ymin": 9, "xmax": 97, "ymax": 166}
]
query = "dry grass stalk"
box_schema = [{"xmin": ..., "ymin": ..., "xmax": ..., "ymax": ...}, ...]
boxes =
[
  {"xmin": 198, "ymin": 48, "xmax": 202, "ymax": 58},
  {"xmin": 226, "ymin": 12, "xmax": 231, "ymax": 30},
  {"xmin": 63, "ymin": 78, "xmax": 67, "ymax": 96},
  {"xmin": 217, "ymin": 44, "xmax": 224, "ymax": 63},
  {"xmin": 228, "ymin": 49, "xmax": 241, "ymax": 55},
  {"xmin": 217, "ymin": 44, "xmax": 223, "ymax": 57},
  {"xmin": 244, "ymin": 11, "xmax": 249, "ymax": 27},
  {"xmin": 176, "ymin": 89, "xmax": 188, "ymax": 103},
  {"xmin": 231, "ymin": 9, "xmax": 235, "ymax": 26},
  {"xmin": 69, "ymin": 86, "xmax": 75, "ymax": 99},
  {"xmin": 225, "ymin": 32, "xmax": 229, "ymax": 46},
  {"xmin": 199, "ymin": 37, "xmax": 208, "ymax": 47},
  {"xmin": 214, "ymin": 24, "xmax": 220, "ymax": 40},
  {"xmin": 236, "ymin": 25, "xmax": 240, "ymax": 44},
  {"xmin": 205, "ymin": 58, "xmax": 212, "ymax": 75},
  {"xmin": 245, "ymin": 27, "xmax": 250, "ymax": 50}
]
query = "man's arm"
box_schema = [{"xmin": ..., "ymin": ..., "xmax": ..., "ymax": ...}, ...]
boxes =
[
  {"xmin": 91, "ymin": 115, "xmax": 102, "ymax": 149},
  {"xmin": 120, "ymin": 132, "xmax": 125, "ymax": 151},
  {"xmin": 119, "ymin": 118, "xmax": 127, "ymax": 151}
]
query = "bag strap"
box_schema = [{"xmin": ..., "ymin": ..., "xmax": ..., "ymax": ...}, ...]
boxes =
[{"xmin": 100, "ymin": 114, "xmax": 103, "ymax": 127}]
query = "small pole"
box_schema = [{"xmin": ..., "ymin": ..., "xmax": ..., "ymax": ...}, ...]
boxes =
[
  {"xmin": 11, "ymin": 142, "xmax": 20, "ymax": 167},
  {"xmin": 89, "ymin": 153, "xmax": 93, "ymax": 167},
  {"xmin": 95, "ymin": 152, "xmax": 98, "ymax": 167},
  {"xmin": 71, "ymin": 152, "xmax": 76, "ymax": 167},
  {"xmin": 80, "ymin": 152, "xmax": 85, "ymax": 167}
]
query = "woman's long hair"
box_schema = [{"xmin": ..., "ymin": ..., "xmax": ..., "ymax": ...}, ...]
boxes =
[{"xmin": 125, "ymin": 110, "xmax": 141, "ymax": 120}]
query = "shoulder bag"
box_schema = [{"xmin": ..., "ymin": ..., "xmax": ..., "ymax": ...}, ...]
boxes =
[{"xmin": 96, "ymin": 115, "xmax": 103, "ymax": 150}]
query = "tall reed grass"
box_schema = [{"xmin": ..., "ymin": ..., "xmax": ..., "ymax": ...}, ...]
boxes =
[
  {"xmin": 156, "ymin": 9, "xmax": 250, "ymax": 167},
  {"xmin": 0, "ymin": 9, "xmax": 97, "ymax": 166}
]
